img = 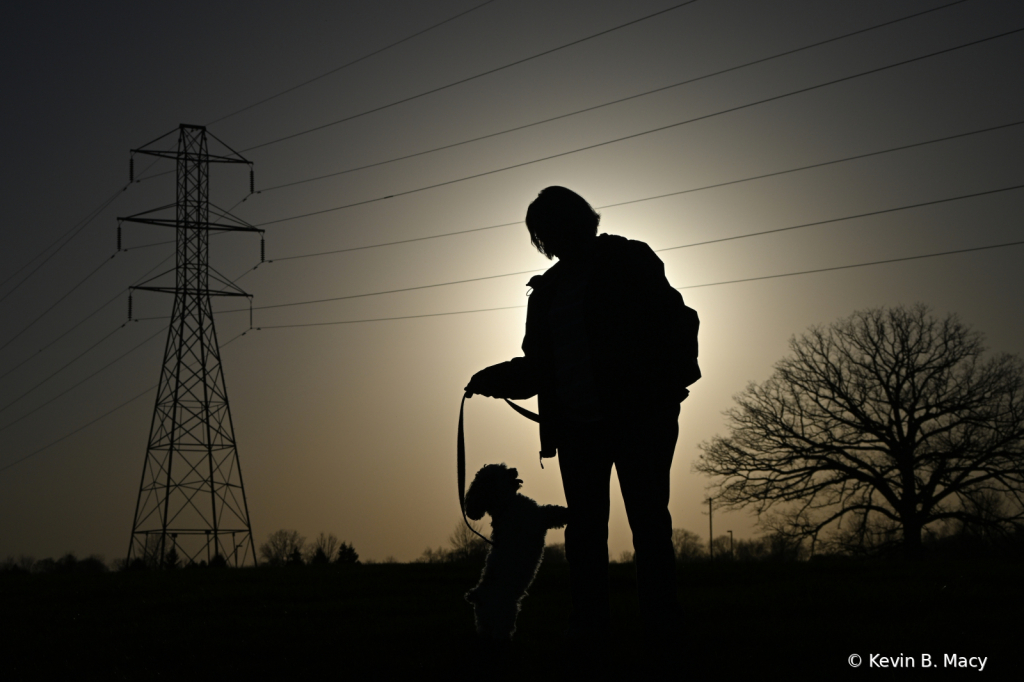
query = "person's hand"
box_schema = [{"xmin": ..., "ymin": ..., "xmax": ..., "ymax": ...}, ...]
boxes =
[{"xmin": 465, "ymin": 366, "xmax": 499, "ymax": 398}]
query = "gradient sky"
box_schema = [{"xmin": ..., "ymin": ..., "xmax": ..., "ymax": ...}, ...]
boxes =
[{"xmin": 1, "ymin": 0, "xmax": 1022, "ymax": 564}]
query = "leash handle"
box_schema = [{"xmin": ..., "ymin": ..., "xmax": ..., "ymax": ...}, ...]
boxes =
[{"xmin": 458, "ymin": 392, "xmax": 493, "ymax": 546}]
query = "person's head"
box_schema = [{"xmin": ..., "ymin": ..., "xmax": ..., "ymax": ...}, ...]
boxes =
[{"xmin": 525, "ymin": 186, "xmax": 600, "ymax": 260}]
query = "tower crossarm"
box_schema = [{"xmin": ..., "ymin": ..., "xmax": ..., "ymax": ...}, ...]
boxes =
[{"xmin": 119, "ymin": 215, "xmax": 262, "ymax": 233}]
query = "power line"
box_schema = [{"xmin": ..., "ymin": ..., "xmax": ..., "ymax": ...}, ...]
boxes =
[
  {"xmin": 0, "ymin": 323, "xmax": 126, "ymax": 416},
  {"xmin": 260, "ymin": 119, "xmax": 1024, "ymax": 263},
  {"xmin": 0, "ymin": 331, "xmax": 248, "ymax": 475},
  {"xmin": 0, "ymin": 186, "xmax": 125, "ymax": 306},
  {"xmin": 270, "ymin": 219, "xmax": 522, "ymax": 261},
  {"xmin": 677, "ymin": 239, "xmax": 1024, "ymax": 290},
  {"xmin": 1, "ymin": 246, "xmax": 253, "ymax": 423},
  {"xmin": 240, "ymin": 0, "xmax": 703, "ymax": 153},
  {"xmin": 0, "ymin": 251, "xmax": 120, "ymax": 352},
  {"xmin": 0, "ymin": 151, "xmax": 166, "ymax": 305},
  {"xmin": 0, "ymin": 251, "xmax": 174, "ymax": 385},
  {"xmin": 177, "ymin": 184, "xmax": 1021, "ymax": 320},
  {"xmin": 254, "ymin": 239, "xmax": 1024, "ymax": 330},
  {"xmin": 251, "ymin": 26, "xmax": 1024, "ymax": 229},
  {"xmin": 0, "ymin": 383, "xmax": 157, "ymax": 475},
  {"xmin": 0, "ymin": 323, "xmax": 166, "ymax": 435},
  {"xmin": 0, "ymin": 184, "xmax": 249, "ymax": 387},
  {"xmin": 259, "ymin": 305, "xmax": 527, "ymax": 329},
  {"xmin": 207, "ymin": 0, "xmax": 503, "ymax": 126},
  {"xmin": 656, "ymin": 183, "xmax": 1024, "ymax": 254},
  {"xmin": 4, "ymin": 234, "xmax": 1020, "ymax": 474},
  {"xmin": 249, "ymin": 268, "xmax": 544, "ymax": 313},
  {"xmin": 254, "ymin": 0, "xmax": 969, "ymax": 195}
]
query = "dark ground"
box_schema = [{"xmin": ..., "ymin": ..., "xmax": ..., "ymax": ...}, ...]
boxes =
[{"xmin": 1, "ymin": 558, "xmax": 1019, "ymax": 679}]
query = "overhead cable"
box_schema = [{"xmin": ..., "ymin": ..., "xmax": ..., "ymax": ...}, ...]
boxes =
[
  {"xmin": 0, "ymin": 186, "xmax": 124, "ymax": 306},
  {"xmin": 0, "ymin": 251, "xmax": 174, "ymax": 385},
  {"xmin": 676, "ymin": 239, "xmax": 1024, "ymax": 289},
  {"xmin": 656, "ymin": 183, "xmax": 1024, "ymax": 253},
  {"xmin": 254, "ymin": 239, "xmax": 1024, "ymax": 329},
  {"xmin": 0, "ymin": 323, "xmax": 126, "ymax": 416},
  {"xmin": 256, "ymin": 0, "xmax": 969, "ymax": 194},
  {"xmin": 168, "ymin": 183, "xmax": 1022, "ymax": 320},
  {"xmin": 0, "ymin": 331, "xmax": 248, "ymax": 475},
  {"xmin": 240, "ymin": 0, "xmax": 703, "ymax": 153},
  {"xmin": 0, "ymin": 251, "xmax": 120, "ymax": 352},
  {"xmin": 262, "ymin": 119, "xmax": 1024, "ymax": 262},
  {"xmin": 0, "ymin": 324, "xmax": 166, "ymax": 435},
  {"xmin": 259, "ymin": 305, "xmax": 527, "ymax": 329},
  {"xmin": 207, "ymin": 0, "xmax": 503, "ymax": 126},
  {"xmin": 251, "ymin": 26, "xmax": 1024, "ymax": 229}
]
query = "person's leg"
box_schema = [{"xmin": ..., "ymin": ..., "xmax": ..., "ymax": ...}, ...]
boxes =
[
  {"xmin": 613, "ymin": 411, "xmax": 680, "ymax": 633},
  {"xmin": 557, "ymin": 419, "xmax": 614, "ymax": 634}
]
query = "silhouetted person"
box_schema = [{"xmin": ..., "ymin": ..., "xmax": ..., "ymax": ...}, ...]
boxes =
[{"xmin": 466, "ymin": 186, "xmax": 696, "ymax": 656}]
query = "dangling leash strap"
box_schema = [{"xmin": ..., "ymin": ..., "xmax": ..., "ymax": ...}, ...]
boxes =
[{"xmin": 458, "ymin": 392, "xmax": 541, "ymax": 545}]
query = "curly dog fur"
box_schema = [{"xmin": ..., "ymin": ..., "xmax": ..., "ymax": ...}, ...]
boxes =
[{"xmin": 464, "ymin": 463, "xmax": 569, "ymax": 641}]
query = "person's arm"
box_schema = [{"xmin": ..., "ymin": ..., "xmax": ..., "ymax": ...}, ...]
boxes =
[
  {"xmin": 466, "ymin": 272, "xmax": 550, "ymax": 399},
  {"xmin": 465, "ymin": 357, "xmax": 539, "ymax": 399}
]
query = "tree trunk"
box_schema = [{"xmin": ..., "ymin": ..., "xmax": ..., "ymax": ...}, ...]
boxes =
[{"xmin": 902, "ymin": 518, "xmax": 923, "ymax": 560}]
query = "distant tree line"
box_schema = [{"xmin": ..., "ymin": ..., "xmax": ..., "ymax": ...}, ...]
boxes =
[
  {"xmin": 663, "ymin": 528, "xmax": 807, "ymax": 563},
  {"xmin": 663, "ymin": 521, "xmax": 1024, "ymax": 563},
  {"xmin": 257, "ymin": 530, "xmax": 360, "ymax": 567},
  {"xmin": 416, "ymin": 522, "xmax": 489, "ymax": 564},
  {"xmin": 1, "ymin": 553, "xmax": 109, "ymax": 575},
  {"xmin": 122, "ymin": 536, "xmax": 232, "ymax": 571}
]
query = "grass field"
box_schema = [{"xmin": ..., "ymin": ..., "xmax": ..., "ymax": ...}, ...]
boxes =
[{"xmin": 2, "ymin": 558, "xmax": 1019, "ymax": 679}]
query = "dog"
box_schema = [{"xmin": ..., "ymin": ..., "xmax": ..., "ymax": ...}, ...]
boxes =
[{"xmin": 463, "ymin": 463, "xmax": 570, "ymax": 642}]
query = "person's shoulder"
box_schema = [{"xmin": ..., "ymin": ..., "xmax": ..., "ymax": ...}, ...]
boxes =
[{"xmin": 596, "ymin": 233, "xmax": 660, "ymax": 265}]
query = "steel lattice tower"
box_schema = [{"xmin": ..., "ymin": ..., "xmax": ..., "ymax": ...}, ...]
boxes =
[{"xmin": 122, "ymin": 124, "xmax": 260, "ymax": 567}]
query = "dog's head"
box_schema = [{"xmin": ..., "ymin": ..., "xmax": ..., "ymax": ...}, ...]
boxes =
[{"xmin": 464, "ymin": 463, "xmax": 522, "ymax": 521}]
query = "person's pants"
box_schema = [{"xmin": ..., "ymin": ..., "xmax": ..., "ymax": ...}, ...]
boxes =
[{"xmin": 557, "ymin": 405, "xmax": 680, "ymax": 633}]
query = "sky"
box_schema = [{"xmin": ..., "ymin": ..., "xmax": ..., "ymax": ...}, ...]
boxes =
[{"xmin": 0, "ymin": 0, "xmax": 1022, "ymax": 564}]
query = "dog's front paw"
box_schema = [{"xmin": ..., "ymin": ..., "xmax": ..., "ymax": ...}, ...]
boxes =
[{"xmin": 544, "ymin": 504, "xmax": 571, "ymax": 529}]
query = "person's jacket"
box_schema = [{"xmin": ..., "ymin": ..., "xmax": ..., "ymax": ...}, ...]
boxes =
[{"xmin": 470, "ymin": 233, "xmax": 697, "ymax": 458}]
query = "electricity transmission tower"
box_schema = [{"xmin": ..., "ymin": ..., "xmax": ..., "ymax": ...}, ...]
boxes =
[{"xmin": 122, "ymin": 124, "xmax": 260, "ymax": 568}]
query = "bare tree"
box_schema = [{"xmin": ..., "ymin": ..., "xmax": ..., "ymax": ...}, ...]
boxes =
[
  {"xmin": 695, "ymin": 305, "xmax": 1024, "ymax": 556},
  {"xmin": 448, "ymin": 521, "xmax": 489, "ymax": 563},
  {"xmin": 671, "ymin": 528, "xmax": 707, "ymax": 562},
  {"xmin": 307, "ymin": 532, "xmax": 341, "ymax": 564},
  {"xmin": 259, "ymin": 529, "xmax": 306, "ymax": 566}
]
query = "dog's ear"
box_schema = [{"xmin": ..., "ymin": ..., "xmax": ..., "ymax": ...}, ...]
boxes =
[{"xmin": 464, "ymin": 480, "xmax": 488, "ymax": 520}]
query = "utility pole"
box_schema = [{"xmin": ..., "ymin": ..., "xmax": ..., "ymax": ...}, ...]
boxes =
[
  {"xmin": 123, "ymin": 124, "xmax": 260, "ymax": 567},
  {"xmin": 707, "ymin": 496, "xmax": 713, "ymax": 560}
]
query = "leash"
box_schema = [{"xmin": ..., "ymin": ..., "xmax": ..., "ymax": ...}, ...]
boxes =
[{"xmin": 458, "ymin": 391, "xmax": 540, "ymax": 546}]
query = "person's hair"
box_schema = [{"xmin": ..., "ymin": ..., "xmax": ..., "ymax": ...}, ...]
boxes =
[{"xmin": 525, "ymin": 186, "xmax": 600, "ymax": 259}]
